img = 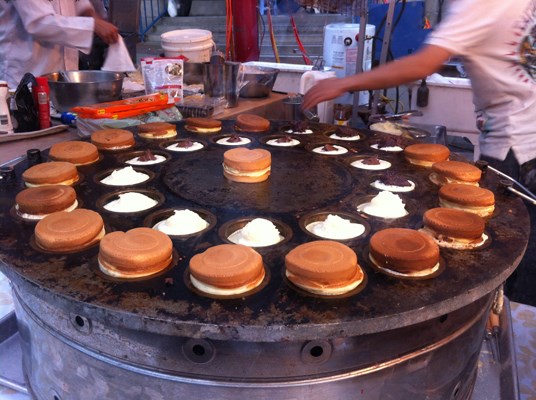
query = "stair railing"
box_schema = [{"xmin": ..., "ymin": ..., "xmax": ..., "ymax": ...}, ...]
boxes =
[{"xmin": 139, "ymin": 0, "xmax": 168, "ymax": 41}]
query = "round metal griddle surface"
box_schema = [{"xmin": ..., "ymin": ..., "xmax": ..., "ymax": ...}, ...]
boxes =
[
  {"xmin": 163, "ymin": 149, "xmax": 353, "ymax": 213},
  {"xmin": 0, "ymin": 120, "xmax": 530, "ymax": 342}
]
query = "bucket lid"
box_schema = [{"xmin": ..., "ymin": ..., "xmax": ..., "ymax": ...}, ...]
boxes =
[{"xmin": 161, "ymin": 29, "xmax": 212, "ymax": 44}]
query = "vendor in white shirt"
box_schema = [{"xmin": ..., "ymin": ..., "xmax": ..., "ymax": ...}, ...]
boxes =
[
  {"xmin": 0, "ymin": 0, "xmax": 120, "ymax": 89},
  {"xmin": 302, "ymin": 0, "xmax": 536, "ymax": 187},
  {"xmin": 303, "ymin": 0, "xmax": 535, "ymax": 302}
]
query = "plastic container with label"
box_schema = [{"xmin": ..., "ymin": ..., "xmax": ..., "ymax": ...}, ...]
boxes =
[{"xmin": 323, "ymin": 23, "xmax": 376, "ymax": 105}]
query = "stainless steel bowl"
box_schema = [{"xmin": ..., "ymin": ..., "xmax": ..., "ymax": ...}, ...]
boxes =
[
  {"xmin": 45, "ymin": 70, "xmax": 123, "ymax": 112},
  {"xmin": 239, "ymin": 66, "xmax": 279, "ymax": 98}
]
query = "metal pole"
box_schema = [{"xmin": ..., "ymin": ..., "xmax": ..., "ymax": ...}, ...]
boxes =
[
  {"xmin": 371, "ymin": 0, "xmax": 397, "ymax": 115},
  {"xmin": 350, "ymin": 0, "xmax": 369, "ymax": 127}
]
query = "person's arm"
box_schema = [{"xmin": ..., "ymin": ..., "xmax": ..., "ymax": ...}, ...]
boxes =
[
  {"xmin": 301, "ymin": 44, "xmax": 453, "ymax": 110},
  {"xmin": 16, "ymin": 0, "xmax": 118, "ymax": 49},
  {"xmin": 93, "ymin": 18, "xmax": 119, "ymax": 44},
  {"xmin": 77, "ymin": 1, "xmax": 119, "ymax": 45},
  {"xmin": 14, "ymin": 0, "xmax": 95, "ymax": 52}
]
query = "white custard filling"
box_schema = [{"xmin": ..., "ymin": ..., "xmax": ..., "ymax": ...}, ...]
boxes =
[
  {"xmin": 312, "ymin": 145, "xmax": 348, "ymax": 155},
  {"xmin": 438, "ymin": 198, "xmax": 495, "ymax": 217},
  {"xmin": 166, "ymin": 142, "xmax": 204, "ymax": 152},
  {"xmin": 228, "ymin": 218, "xmax": 283, "ymax": 247},
  {"xmin": 103, "ymin": 192, "xmax": 158, "ymax": 213},
  {"xmin": 419, "ymin": 227, "xmax": 489, "ymax": 250},
  {"xmin": 153, "ymin": 209, "xmax": 209, "ymax": 235},
  {"xmin": 139, "ymin": 130, "xmax": 177, "ymax": 139},
  {"xmin": 370, "ymin": 144, "xmax": 403, "ymax": 152},
  {"xmin": 217, "ymin": 137, "xmax": 251, "ymax": 146},
  {"xmin": 16, "ymin": 200, "xmax": 79, "ymax": 220},
  {"xmin": 285, "ymin": 129, "xmax": 313, "ymax": 135},
  {"xmin": 351, "ymin": 159, "xmax": 391, "ymax": 170},
  {"xmin": 126, "ymin": 155, "xmax": 167, "ymax": 165},
  {"xmin": 407, "ymin": 158, "xmax": 437, "ymax": 168},
  {"xmin": 429, "ymin": 172, "xmax": 479, "ymax": 186},
  {"xmin": 266, "ymin": 138, "xmax": 300, "ymax": 147},
  {"xmin": 98, "ymin": 254, "xmax": 172, "ymax": 278},
  {"xmin": 329, "ymin": 133, "xmax": 360, "ymax": 141},
  {"xmin": 100, "ymin": 166, "xmax": 149, "ymax": 186},
  {"xmin": 190, "ymin": 271, "xmax": 264, "ymax": 296},
  {"xmin": 25, "ymin": 177, "xmax": 78, "ymax": 187},
  {"xmin": 369, "ymin": 253, "xmax": 440, "ymax": 277},
  {"xmin": 371, "ymin": 180, "xmax": 415, "ymax": 192},
  {"xmin": 285, "ymin": 269, "xmax": 363, "ymax": 295},
  {"xmin": 306, "ymin": 214, "xmax": 365, "ymax": 240},
  {"xmin": 358, "ymin": 191, "xmax": 408, "ymax": 218},
  {"xmin": 223, "ymin": 164, "xmax": 271, "ymax": 177},
  {"xmin": 186, "ymin": 125, "xmax": 221, "ymax": 133}
]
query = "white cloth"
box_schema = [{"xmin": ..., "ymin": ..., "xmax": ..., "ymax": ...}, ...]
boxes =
[
  {"xmin": 101, "ymin": 36, "xmax": 136, "ymax": 72},
  {"xmin": 426, "ymin": 0, "xmax": 536, "ymax": 164},
  {"xmin": 0, "ymin": 0, "xmax": 96, "ymax": 89}
]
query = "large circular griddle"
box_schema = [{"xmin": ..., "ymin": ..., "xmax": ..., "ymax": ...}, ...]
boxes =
[
  {"xmin": 0, "ymin": 120, "xmax": 530, "ymax": 342},
  {"xmin": 163, "ymin": 149, "xmax": 354, "ymax": 213}
]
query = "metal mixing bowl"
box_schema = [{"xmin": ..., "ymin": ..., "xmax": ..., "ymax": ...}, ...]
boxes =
[
  {"xmin": 239, "ymin": 66, "xmax": 279, "ymax": 98},
  {"xmin": 45, "ymin": 70, "xmax": 123, "ymax": 112}
]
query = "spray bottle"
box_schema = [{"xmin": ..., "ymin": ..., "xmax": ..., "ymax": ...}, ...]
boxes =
[{"xmin": 34, "ymin": 77, "xmax": 51, "ymax": 130}]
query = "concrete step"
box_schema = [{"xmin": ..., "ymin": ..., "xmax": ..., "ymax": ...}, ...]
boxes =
[
  {"xmin": 153, "ymin": 14, "xmax": 351, "ymax": 34},
  {"xmin": 138, "ymin": 13, "xmax": 351, "ymax": 63},
  {"xmin": 260, "ymin": 44, "xmax": 323, "ymax": 56},
  {"xmin": 259, "ymin": 33, "xmax": 325, "ymax": 45},
  {"xmin": 190, "ymin": 0, "xmax": 226, "ymax": 16},
  {"xmin": 145, "ymin": 29, "xmax": 325, "ymax": 47},
  {"xmin": 137, "ymin": 42, "xmax": 166, "ymax": 60},
  {"xmin": 156, "ymin": 16, "xmax": 229, "ymax": 31}
]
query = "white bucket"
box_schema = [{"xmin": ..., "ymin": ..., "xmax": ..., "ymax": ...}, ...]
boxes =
[
  {"xmin": 161, "ymin": 29, "xmax": 214, "ymax": 62},
  {"xmin": 323, "ymin": 23, "xmax": 375, "ymax": 105}
]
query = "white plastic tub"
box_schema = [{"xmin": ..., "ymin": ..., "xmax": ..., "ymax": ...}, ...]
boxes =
[{"xmin": 160, "ymin": 29, "xmax": 214, "ymax": 62}]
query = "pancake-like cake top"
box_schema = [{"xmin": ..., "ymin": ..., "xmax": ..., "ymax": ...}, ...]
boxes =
[
  {"xmin": 369, "ymin": 228, "xmax": 439, "ymax": 273},
  {"xmin": 285, "ymin": 240, "xmax": 359, "ymax": 285},
  {"xmin": 48, "ymin": 141, "xmax": 99, "ymax": 165},
  {"xmin": 223, "ymin": 148, "xmax": 271, "ymax": 171},
  {"xmin": 423, "ymin": 208, "xmax": 485, "ymax": 239},
  {"xmin": 189, "ymin": 244, "xmax": 263, "ymax": 288},
  {"xmin": 432, "ymin": 160, "xmax": 482, "ymax": 182},
  {"xmin": 91, "ymin": 129, "xmax": 135, "ymax": 148},
  {"xmin": 16, "ymin": 185, "xmax": 76, "ymax": 214},
  {"xmin": 138, "ymin": 122, "xmax": 176, "ymax": 136},
  {"xmin": 439, "ymin": 183, "xmax": 495, "ymax": 206},
  {"xmin": 23, "ymin": 161, "xmax": 78, "ymax": 185},
  {"xmin": 99, "ymin": 227, "xmax": 172, "ymax": 277},
  {"xmin": 35, "ymin": 209, "xmax": 104, "ymax": 251},
  {"xmin": 404, "ymin": 143, "xmax": 450, "ymax": 162},
  {"xmin": 236, "ymin": 114, "xmax": 270, "ymax": 132},
  {"xmin": 186, "ymin": 117, "xmax": 222, "ymax": 129}
]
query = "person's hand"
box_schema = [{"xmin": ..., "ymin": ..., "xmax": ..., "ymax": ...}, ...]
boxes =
[
  {"xmin": 94, "ymin": 18, "xmax": 120, "ymax": 45},
  {"xmin": 301, "ymin": 77, "xmax": 347, "ymax": 110}
]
